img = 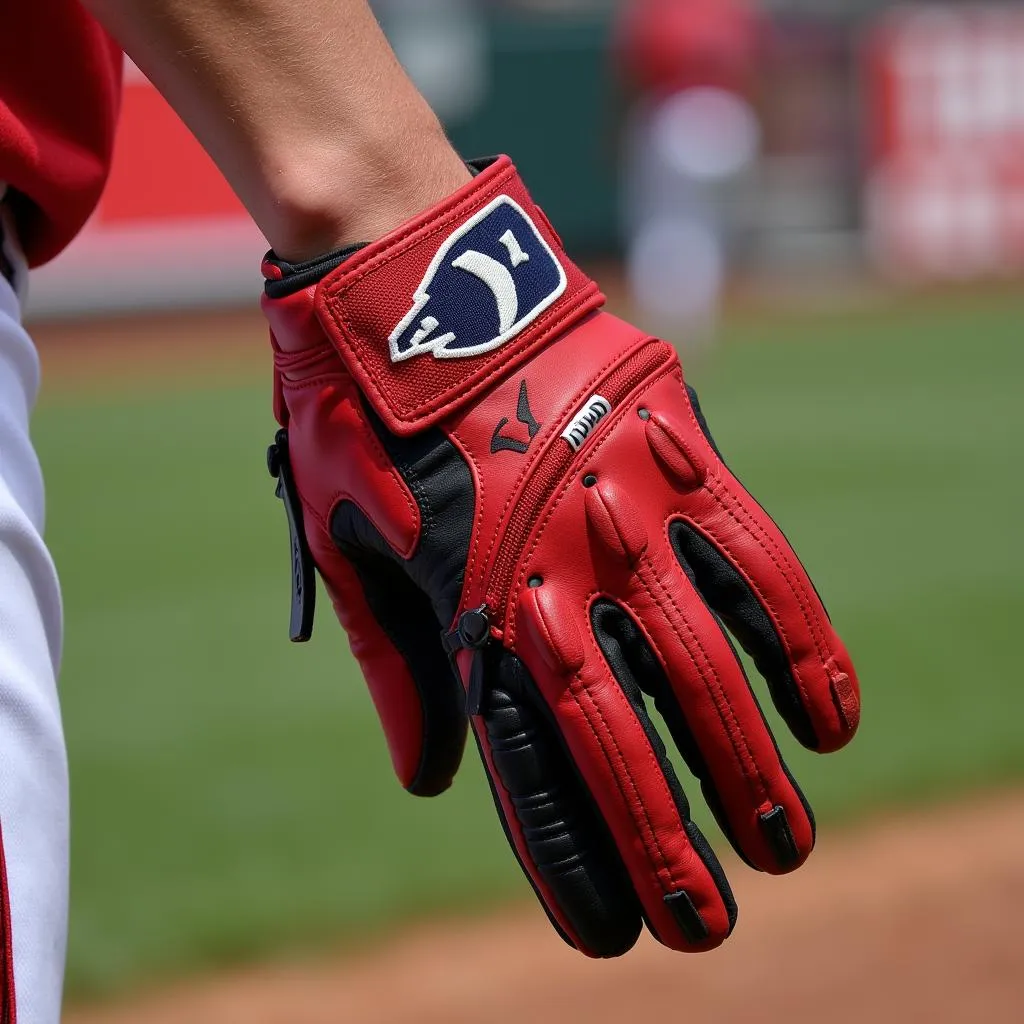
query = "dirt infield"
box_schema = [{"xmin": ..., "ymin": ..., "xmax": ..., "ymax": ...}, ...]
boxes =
[
  {"xmin": 65, "ymin": 791, "xmax": 1024, "ymax": 1024},
  {"xmin": 33, "ymin": 308, "xmax": 267, "ymax": 390}
]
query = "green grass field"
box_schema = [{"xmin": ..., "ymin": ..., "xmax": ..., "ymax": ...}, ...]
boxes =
[{"xmin": 34, "ymin": 286, "xmax": 1024, "ymax": 999}]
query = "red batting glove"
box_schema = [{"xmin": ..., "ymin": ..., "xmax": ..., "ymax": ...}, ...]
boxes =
[{"xmin": 262, "ymin": 157, "xmax": 860, "ymax": 957}]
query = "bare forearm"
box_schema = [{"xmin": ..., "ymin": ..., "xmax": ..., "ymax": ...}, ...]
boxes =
[{"xmin": 81, "ymin": 0, "xmax": 470, "ymax": 259}]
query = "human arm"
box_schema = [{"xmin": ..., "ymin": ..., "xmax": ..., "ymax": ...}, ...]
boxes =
[{"xmin": 79, "ymin": 0, "xmax": 470, "ymax": 259}]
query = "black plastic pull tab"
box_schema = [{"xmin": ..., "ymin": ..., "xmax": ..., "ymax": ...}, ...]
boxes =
[
  {"xmin": 267, "ymin": 429, "xmax": 316, "ymax": 642},
  {"xmin": 441, "ymin": 606, "xmax": 492, "ymax": 715},
  {"xmin": 465, "ymin": 649, "xmax": 487, "ymax": 717}
]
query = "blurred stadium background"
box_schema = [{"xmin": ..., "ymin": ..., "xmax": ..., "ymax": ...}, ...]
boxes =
[{"xmin": 25, "ymin": 0, "xmax": 1024, "ymax": 1018}]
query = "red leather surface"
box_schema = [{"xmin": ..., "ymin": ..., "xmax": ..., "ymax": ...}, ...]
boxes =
[
  {"xmin": 445, "ymin": 311, "xmax": 661, "ymax": 620},
  {"xmin": 323, "ymin": 547, "xmax": 429, "ymax": 792},
  {"xmin": 264, "ymin": 286, "xmax": 421, "ymax": 562}
]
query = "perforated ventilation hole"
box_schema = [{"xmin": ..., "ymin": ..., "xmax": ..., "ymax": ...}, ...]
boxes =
[
  {"xmin": 638, "ymin": 407, "xmax": 651, "ymax": 421},
  {"xmin": 582, "ymin": 474, "xmax": 598, "ymax": 488},
  {"xmin": 528, "ymin": 576, "xmax": 544, "ymax": 589}
]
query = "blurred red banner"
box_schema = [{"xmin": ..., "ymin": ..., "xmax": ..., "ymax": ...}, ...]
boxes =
[
  {"xmin": 864, "ymin": 5, "xmax": 1024, "ymax": 279},
  {"xmin": 99, "ymin": 66, "xmax": 245, "ymax": 224}
]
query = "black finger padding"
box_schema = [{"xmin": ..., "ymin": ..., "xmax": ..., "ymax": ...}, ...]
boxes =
[
  {"xmin": 479, "ymin": 651, "xmax": 642, "ymax": 958},
  {"xmin": 664, "ymin": 890, "xmax": 710, "ymax": 944},
  {"xmin": 759, "ymin": 805, "xmax": 800, "ymax": 868}
]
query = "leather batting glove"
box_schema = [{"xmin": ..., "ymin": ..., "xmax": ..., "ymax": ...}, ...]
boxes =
[{"xmin": 262, "ymin": 157, "xmax": 860, "ymax": 957}]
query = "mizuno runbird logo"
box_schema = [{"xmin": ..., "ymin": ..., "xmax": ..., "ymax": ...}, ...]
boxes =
[
  {"xmin": 562, "ymin": 395, "xmax": 612, "ymax": 452},
  {"xmin": 389, "ymin": 196, "xmax": 567, "ymax": 362},
  {"xmin": 491, "ymin": 379, "xmax": 542, "ymax": 455}
]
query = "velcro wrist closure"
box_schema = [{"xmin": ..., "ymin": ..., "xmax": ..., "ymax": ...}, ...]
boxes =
[{"xmin": 314, "ymin": 156, "xmax": 604, "ymax": 435}]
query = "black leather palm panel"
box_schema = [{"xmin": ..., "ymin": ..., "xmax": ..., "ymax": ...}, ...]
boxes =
[
  {"xmin": 590, "ymin": 600, "xmax": 738, "ymax": 937},
  {"xmin": 480, "ymin": 649, "xmax": 642, "ymax": 958}
]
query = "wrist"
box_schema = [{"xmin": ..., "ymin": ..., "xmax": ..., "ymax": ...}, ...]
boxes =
[{"xmin": 261, "ymin": 124, "xmax": 472, "ymax": 262}]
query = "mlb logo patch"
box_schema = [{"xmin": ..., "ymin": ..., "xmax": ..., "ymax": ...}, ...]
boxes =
[{"xmin": 389, "ymin": 196, "xmax": 567, "ymax": 362}]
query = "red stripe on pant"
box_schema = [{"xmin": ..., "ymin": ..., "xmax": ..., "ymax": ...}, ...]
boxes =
[{"xmin": 0, "ymin": 820, "xmax": 15, "ymax": 1023}]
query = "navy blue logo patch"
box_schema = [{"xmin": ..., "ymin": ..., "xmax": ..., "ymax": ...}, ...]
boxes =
[{"xmin": 389, "ymin": 196, "xmax": 567, "ymax": 362}]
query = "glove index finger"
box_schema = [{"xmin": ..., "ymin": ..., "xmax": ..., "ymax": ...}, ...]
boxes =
[
  {"xmin": 268, "ymin": 422, "xmax": 467, "ymax": 795},
  {"xmin": 670, "ymin": 388, "xmax": 861, "ymax": 752},
  {"xmin": 320, "ymin": 530, "xmax": 468, "ymax": 798}
]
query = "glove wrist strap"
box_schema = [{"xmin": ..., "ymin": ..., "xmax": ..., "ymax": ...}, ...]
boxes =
[{"xmin": 311, "ymin": 155, "xmax": 604, "ymax": 435}]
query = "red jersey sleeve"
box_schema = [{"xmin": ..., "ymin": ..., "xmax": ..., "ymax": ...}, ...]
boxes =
[{"xmin": 0, "ymin": 1, "xmax": 123, "ymax": 267}]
